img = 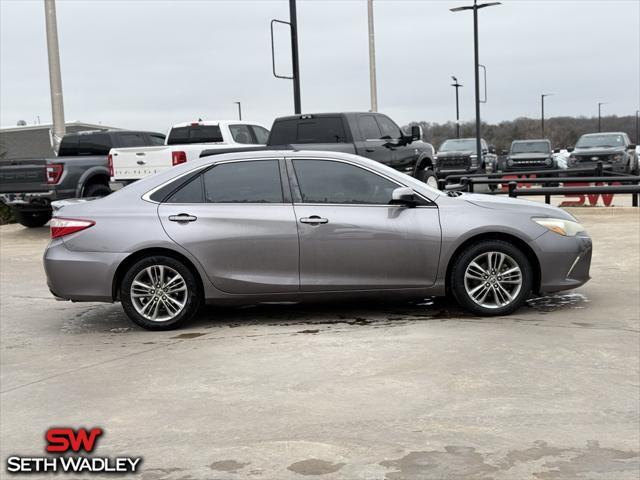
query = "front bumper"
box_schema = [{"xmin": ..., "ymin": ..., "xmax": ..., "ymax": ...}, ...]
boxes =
[
  {"xmin": 531, "ymin": 231, "xmax": 592, "ymax": 293},
  {"xmin": 43, "ymin": 239, "xmax": 128, "ymax": 302},
  {"xmin": 435, "ymin": 165, "xmax": 480, "ymax": 178}
]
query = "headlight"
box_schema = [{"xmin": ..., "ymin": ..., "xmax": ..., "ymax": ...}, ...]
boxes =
[
  {"xmin": 568, "ymin": 155, "xmax": 577, "ymax": 165},
  {"xmin": 612, "ymin": 153, "xmax": 624, "ymax": 162},
  {"xmin": 545, "ymin": 157, "xmax": 553, "ymax": 166},
  {"xmin": 507, "ymin": 159, "xmax": 514, "ymax": 166},
  {"xmin": 532, "ymin": 217, "xmax": 585, "ymax": 236}
]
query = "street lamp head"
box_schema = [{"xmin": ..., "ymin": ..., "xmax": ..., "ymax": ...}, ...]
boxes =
[
  {"xmin": 451, "ymin": 1, "xmax": 500, "ymax": 11},
  {"xmin": 452, "ymin": 75, "xmax": 457, "ymax": 82}
]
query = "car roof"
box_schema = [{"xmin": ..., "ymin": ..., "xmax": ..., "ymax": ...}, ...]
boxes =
[
  {"xmin": 512, "ymin": 139, "xmax": 550, "ymax": 143},
  {"xmin": 170, "ymin": 120, "xmax": 267, "ymax": 128}
]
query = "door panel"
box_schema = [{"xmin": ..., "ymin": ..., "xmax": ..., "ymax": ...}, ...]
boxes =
[
  {"xmin": 294, "ymin": 205, "xmax": 441, "ymax": 291},
  {"xmin": 159, "ymin": 204, "xmax": 299, "ymax": 294}
]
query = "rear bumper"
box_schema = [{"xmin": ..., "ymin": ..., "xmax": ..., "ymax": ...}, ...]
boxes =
[
  {"xmin": 0, "ymin": 189, "xmax": 75, "ymax": 210},
  {"xmin": 531, "ymin": 231, "xmax": 592, "ymax": 293},
  {"xmin": 43, "ymin": 239, "xmax": 127, "ymax": 302}
]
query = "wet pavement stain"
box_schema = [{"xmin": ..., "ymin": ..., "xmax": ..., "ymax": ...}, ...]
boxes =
[
  {"xmin": 297, "ymin": 329, "xmax": 320, "ymax": 334},
  {"xmin": 287, "ymin": 459, "xmax": 346, "ymax": 476},
  {"xmin": 170, "ymin": 332, "xmax": 206, "ymax": 339},
  {"xmin": 209, "ymin": 460, "xmax": 249, "ymax": 473},
  {"xmin": 527, "ymin": 293, "xmax": 589, "ymax": 312},
  {"xmin": 379, "ymin": 441, "xmax": 639, "ymax": 480},
  {"xmin": 380, "ymin": 446, "xmax": 499, "ymax": 479}
]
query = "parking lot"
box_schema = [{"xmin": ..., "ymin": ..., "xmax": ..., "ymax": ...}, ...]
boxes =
[{"xmin": 1, "ymin": 207, "xmax": 639, "ymax": 479}]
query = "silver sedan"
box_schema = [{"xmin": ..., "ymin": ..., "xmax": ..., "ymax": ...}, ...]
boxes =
[{"xmin": 44, "ymin": 151, "xmax": 592, "ymax": 330}]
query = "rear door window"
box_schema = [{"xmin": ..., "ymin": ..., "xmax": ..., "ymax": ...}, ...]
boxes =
[
  {"xmin": 165, "ymin": 175, "xmax": 204, "ymax": 203},
  {"xmin": 149, "ymin": 134, "xmax": 166, "ymax": 146},
  {"xmin": 358, "ymin": 115, "xmax": 382, "ymax": 140},
  {"xmin": 229, "ymin": 125, "xmax": 254, "ymax": 144},
  {"xmin": 202, "ymin": 160, "xmax": 284, "ymax": 203}
]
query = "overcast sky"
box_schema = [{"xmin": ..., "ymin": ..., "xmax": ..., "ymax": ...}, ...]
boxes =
[{"xmin": 1, "ymin": 0, "xmax": 638, "ymax": 133}]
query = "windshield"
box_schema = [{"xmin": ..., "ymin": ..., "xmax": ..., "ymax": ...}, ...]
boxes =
[
  {"xmin": 576, "ymin": 134, "xmax": 624, "ymax": 148},
  {"xmin": 438, "ymin": 139, "xmax": 476, "ymax": 152},
  {"xmin": 511, "ymin": 141, "xmax": 550, "ymax": 154},
  {"xmin": 167, "ymin": 125, "xmax": 223, "ymax": 145}
]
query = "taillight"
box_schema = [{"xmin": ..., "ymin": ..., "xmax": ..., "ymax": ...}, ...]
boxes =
[
  {"xmin": 46, "ymin": 164, "xmax": 63, "ymax": 184},
  {"xmin": 108, "ymin": 153, "xmax": 114, "ymax": 177},
  {"xmin": 172, "ymin": 151, "xmax": 187, "ymax": 166},
  {"xmin": 50, "ymin": 217, "xmax": 95, "ymax": 239}
]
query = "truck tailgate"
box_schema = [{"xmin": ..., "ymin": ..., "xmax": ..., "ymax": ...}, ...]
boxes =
[
  {"xmin": 110, "ymin": 146, "xmax": 174, "ymax": 180},
  {"xmin": 0, "ymin": 159, "xmax": 48, "ymax": 193}
]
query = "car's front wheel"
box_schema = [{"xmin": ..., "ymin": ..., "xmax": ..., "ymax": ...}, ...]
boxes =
[
  {"xmin": 416, "ymin": 168, "xmax": 438, "ymax": 189},
  {"xmin": 450, "ymin": 240, "xmax": 533, "ymax": 316},
  {"xmin": 121, "ymin": 255, "xmax": 201, "ymax": 330}
]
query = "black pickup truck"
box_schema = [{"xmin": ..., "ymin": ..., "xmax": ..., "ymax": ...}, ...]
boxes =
[
  {"xmin": 265, "ymin": 113, "xmax": 437, "ymax": 186},
  {"xmin": 433, "ymin": 137, "xmax": 498, "ymax": 179},
  {"xmin": 0, "ymin": 130, "xmax": 164, "ymax": 227},
  {"xmin": 568, "ymin": 132, "xmax": 639, "ymax": 175}
]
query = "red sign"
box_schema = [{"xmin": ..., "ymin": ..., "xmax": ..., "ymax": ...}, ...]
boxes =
[{"xmin": 46, "ymin": 427, "xmax": 103, "ymax": 453}]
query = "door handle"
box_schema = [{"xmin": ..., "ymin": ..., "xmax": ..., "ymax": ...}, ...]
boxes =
[
  {"xmin": 136, "ymin": 160, "xmax": 146, "ymax": 165},
  {"xmin": 300, "ymin": 215, "xmax": 328, "ymax": 225},
  {"xmin": 136, "ymin": 152, "xmax": 146, "ymax": 156},
  {"xmin": 168, "ymin": 213, "xmax": 197, "ymax": 222}
]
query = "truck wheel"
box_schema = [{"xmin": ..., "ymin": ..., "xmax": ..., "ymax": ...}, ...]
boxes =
[
  {"xmin": 83, "ymin": 183, "xmax": 111, "ymax": 198},
  {"xmin": 14, "ymin": 210, "xmax": 52, "ymax": 228},
  {"xmin": 416, "ymin": 168, "xmax": 438, "ymax": 188}
]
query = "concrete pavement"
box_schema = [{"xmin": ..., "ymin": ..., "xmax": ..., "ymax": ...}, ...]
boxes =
[{"xmin": 1, "ymin": 209, "xmax": 638, "ymax": 479}]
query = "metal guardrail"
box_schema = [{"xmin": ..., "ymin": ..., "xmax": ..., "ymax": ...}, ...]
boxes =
[{"xmin": 438, "ymin": 162, "xmax": 640, "ymax": 207}]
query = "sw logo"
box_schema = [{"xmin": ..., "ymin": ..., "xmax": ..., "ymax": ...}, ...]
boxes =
[
  {"xmin": 5, "ymin": 427, "xmax": 142, "ymax": 475},
  {"xmin": 46, "ymin": 427, "xmax": 103, "ymax": 453}
]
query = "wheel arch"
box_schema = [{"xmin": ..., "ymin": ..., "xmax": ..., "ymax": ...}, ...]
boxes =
[
  {"xmin": 444, "ymin": 232, "xmax": 541, "ymax": 295},
  {"xmin": 77, "ymin": 166, "xmax": 110, "ymax": 197},
  {"xmin": 112, "ymin": 247, "xmax": 204, "ymax": 301}
]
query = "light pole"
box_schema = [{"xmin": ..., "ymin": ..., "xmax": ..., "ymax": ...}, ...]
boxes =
[
  {"xmin": 541, "ymin": 93, "xmax": 553, "ymax": 137},
  {"xmin": 636, "ymin": 110, "xmax": 639, "ymax": 144},
  {"xmin": 598, "ymin": 102, "xmax": 606, "ymax": 132},
  {"xmin": 367, "ymin": 0, "xmax": 378, "ymax": 112},
  {"xmin": 234, "ymin": 101, "xmax": 242, "ymax": 120},
  {"xmin": 451, "ymin": 76, "xmax": 463, "ymax": 138},
  {"xmin": 44, "ymin": 0, "xmax": 65, "ymax": 152},
  {"xmin": 289, "ymin": 0, "xmax": 301, "ymax": 114},
  {"xmin": 451, "ymin": 0, "xmax": 501, "ymax": 163}
]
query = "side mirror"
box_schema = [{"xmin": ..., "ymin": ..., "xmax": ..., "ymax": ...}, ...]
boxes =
[
  {"xmin": 390, "ymin": 187, "xmax": 416, "ymax": 207},
  {"xmin": 410, "ymin": 125, "xmax": 422, "ymax": 142},
  {"xmin": 488, "ymin": 145, "xmax": 496, "ymax": 154},
  {"xmin": 553, "ymin": 148, "xmax": 560, "ymax": 153},
  {"xmin": 629, "ymin": 144, "xmax": 637, "ymax": 150},
  {"xmin": 567, "ymin": 147, "xmax": 574, "ymax": 153}
]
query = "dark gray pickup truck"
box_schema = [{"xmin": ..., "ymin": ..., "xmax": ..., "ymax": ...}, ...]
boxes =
[
  {"xmin": 265, "ymin": 113, "xmax": 437, "ymax": 186},
  {"xmin": 504, "ymin": 139, "xmax": 556, "ymax": 172},
  {"xmin": 568, "ymin": 132, "xmax": 638, "ymax": 175},
  {"xmin": 0, "ymin": 130, "xmax": 164, "ymax": 227}
]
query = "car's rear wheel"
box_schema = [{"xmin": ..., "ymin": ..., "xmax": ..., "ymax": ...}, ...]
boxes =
[
  {"xmin": 121, "ymin": 256, "xmax": 201, "ymax": 330},
  {"xmin": 14, "ymin": 209, "xmax": 52, "ymax": 228},
  {"xmin": 450, "ymin": 240, "xmax": 533, "ymax": 316}
]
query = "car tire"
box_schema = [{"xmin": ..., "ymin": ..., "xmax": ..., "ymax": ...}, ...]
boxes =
[
  {"xmin": 83, "ymin": 183, "xmax": 111, "ymax": 198},
  {"xmin": 121, "ymin": 255, "xmax": 201, "ymax": 330},
  {"xmin": 450, "ymin": 240, "xmax": 533, "ymax": 316},
  {"xmin": 14, "ymin": 209, "xmax": 52, "ymax": 228},
  {"xmin": 416, "ymin": 168, "xmax": 438, "ymax": 188}
]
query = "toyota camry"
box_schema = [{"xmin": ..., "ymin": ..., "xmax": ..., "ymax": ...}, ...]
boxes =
[{"xmin": 44, "ymin": 150, "xmax": 592, "ymax": 330}]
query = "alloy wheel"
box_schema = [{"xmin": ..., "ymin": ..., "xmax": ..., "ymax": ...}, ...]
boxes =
[
  {"xmin": 463, "ymin": 251, "xmax": 522, "ymax": 309},
  {"xmin": 130, "ymin": 265, "xmax": 188, "ymax": 322}
]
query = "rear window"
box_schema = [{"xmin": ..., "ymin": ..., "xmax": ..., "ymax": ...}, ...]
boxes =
[
  {"xmin": 269, "ymin": 117, "xmax": 347, "ymax": 145},
  {"xmin": 119, "ymin": 133, "xmax": 149, "ymax": 148},
  {"xmin": 167, "ymin": 125, "xmax": 223, "ymax": 145}
]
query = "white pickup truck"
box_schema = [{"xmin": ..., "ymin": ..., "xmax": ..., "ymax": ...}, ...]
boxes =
[{"xmin": 109, "ymin": 120, "xmax": 269, "ymax": 188}]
